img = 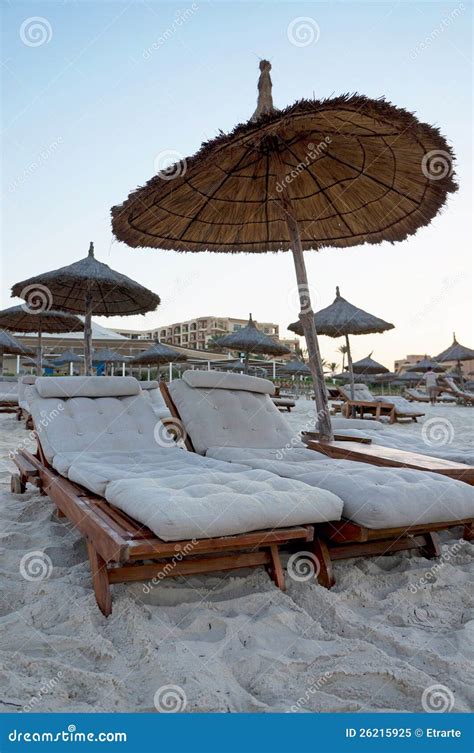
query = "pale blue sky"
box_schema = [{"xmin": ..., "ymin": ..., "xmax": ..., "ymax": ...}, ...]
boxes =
[{"xmin": 2, "ymin": 0, "xmax": 472, "ymax": 368}]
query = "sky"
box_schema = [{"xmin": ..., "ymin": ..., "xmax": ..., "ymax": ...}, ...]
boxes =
[{"xmin": 2, "ymin": 0, "xmax": 472, "ymax": 370}]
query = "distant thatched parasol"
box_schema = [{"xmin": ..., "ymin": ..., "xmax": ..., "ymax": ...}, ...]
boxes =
[
  {"xmin": 0, "ymin": 305, "xmax": 83, "ymax": 376},
  {"xmin": 289, "ymin": 287, "xmax": 393, "ymax": 398},
  {"xmin": 351, "ymin": 354, "xmax": 390, "ymax": 375},
  {"xmin": 392, "ymin": 371, "xmax": 424, "ymax": 385},
  {"xmin": 129, "ymin": 342, "xmax": 186, "ymax": 365},
  {"xmin": 0, "ymin": 330, "xmax": 34, "ymax": 376},
  {"xmin": 214, "ymin": 315, "xmax": 290, "ymax": 373},
  {"xmin": 277, "ymin": 358, "xmax": 311, "ymax": 376},
  {"xmin": 405, "ymin": 356, "xmax": 445, "ymax": 373},
  {"xmin": 111, "ymin": 61, "xmax": 456, "ymax": 440},
  {"xmin": 11, "ymin": 242, "xmax": 160, "ymax": 375},
  {"xmin": 91, "ymin": 348, "xmax": 126, "ymax": 364},
  {"xmin": 53, "ymin": 349, "xmax": 84, "ymax": 365},
  {"xmin": 435, "ymin": 333, "xmax": 474, "ymax": 367}
]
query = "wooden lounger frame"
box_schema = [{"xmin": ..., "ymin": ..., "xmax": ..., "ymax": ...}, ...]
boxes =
[
  {"xmin": 160, "ymin": 382, "xmax": 474, "ymax": 582},
  {"xmin": 11, "ymin": 441, "xmax": 319, "ymax": 616},
  {"xmin": 0, "ymin": 401, "xmax": 18, "ymax": 414}
]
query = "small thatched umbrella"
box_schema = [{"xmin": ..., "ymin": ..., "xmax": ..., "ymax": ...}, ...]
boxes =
[
  {"xmin": 392, "ymin": 371, "xmax": 424, "ymax": 385},
  {"xmin": 435, "ymin": 334, "xmax": 474, "ymax": 384},
  {"xmin": 289, "ymin": 287, "xmax": 394, "ymax": 399},
  {"xmin": 11, "ymin": 242, "xmax": 160, "ymax": 375},
  {"xmin": 406, "ymin": 356, "xmax": 445, "ymax": 373},
  {"xmin": 213, "ymin": 315, "xmax": 290, "ymax": 373},
  {"xmin": 0, "ymin": 330, "xmax": 34, "ymax": 376},
  {"xmin": 0, "ymin": 305, "xmax": 83, "ymax": 376},
  {"xmin": 111, "ymin": 61, "xmax": 456, "ymax": 440},
  {"xmin": 277, "ymin": 359, "xmax": 311, "ymax": 376},
  {"xmin": 130, "ymin": 341, "xmax": 186, "ymax": 380},
  {"xmin": 53, "ymin": 349, "xmax": 84, "ymax": 375},
  {"xmin": 351, "ymin": 354, "xmax": 390, "ymax": 375}
]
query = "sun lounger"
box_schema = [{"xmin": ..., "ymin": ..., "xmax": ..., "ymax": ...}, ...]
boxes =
[
  {"xmin": 339, "ymin": 384, "xmax": 425, "ymax": 422},
  {"xmin": 16, "ymin": 375, "xmax": 36, "ymax": 426},
  {"xmin": 440, "ymin": 377, "xmax": 474, "ymax": 406},
  {"xmin": 138, "ymin": 379, "xmax": 171, "ymax": 419},
  {"xmin": 162, "ymin": 371, "xmax": 473, "ymax": 581},
  {"xmin": 10, "ymin": 376, "xmax": 343, "ymax": 614},
  {"xmin": 0, "ymin": 377, "xmax": 18, "ymax": 413},
  {"xmin": 272, "ymin": 396, "xmax": 296, "ymax": 412}
]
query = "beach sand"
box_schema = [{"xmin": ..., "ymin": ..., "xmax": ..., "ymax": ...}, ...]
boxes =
[{"xmin": 0, "ymin": 403, "xmax": 472, "ymax": 713}]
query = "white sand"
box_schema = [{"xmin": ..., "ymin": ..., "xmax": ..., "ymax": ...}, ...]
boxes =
[{"xmin": 0, "ymin": 405, "xmax": 473, "ymax": 713}]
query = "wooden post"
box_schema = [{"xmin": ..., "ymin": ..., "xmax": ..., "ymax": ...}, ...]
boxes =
[
  {"xmin": 244, "ymin": 350, "xmax": 250, "ymax": 375},
  {"xmin": 37, "ymin": 325, "xmax": 42, "ymax": 377},
  {"xmin": 84, "ymin": 291, "xmax": 93, "ymax": 376},
  {"xmin": 274, "ymin": 155, "xmax": 333, "ymax": 441},
  {"xmin": 345, "ymin": 333, "xmax": 355, "ymax": 400},
  {"xmin": 0, "ymin": 349, "xmax": 3, "ymax": 377}
]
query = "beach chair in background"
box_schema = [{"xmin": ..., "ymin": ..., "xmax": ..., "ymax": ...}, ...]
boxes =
[
  {"xmin": 339, "ymin": 384, "xmax": 424, "ymax": 422},
  {"xmin": 161, "ymin": 371, "xmax": 474, "ymax": 585},
  {"xmin": 0, "ymin": 377, "xmax": 19, "ymax": 414},
  {"xmin": 17, "ymin": 375, "xmax": 36, "ymax": 427},
  {"xmin": 10, "ymin": 376, "xmax": 343, "ymax": 614},
  {"xmin": 440, "ymin": 377, "xmax": 474, "ymax": 406}
]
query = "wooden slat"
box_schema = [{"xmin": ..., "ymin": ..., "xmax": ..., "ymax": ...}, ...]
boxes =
[
  {"xmin": 108, "ymin": 551, "xmax": 271, "ymax": 583},
  {"xmin": 319, "ymin": 517, "xmax": 473, "ymax": 544}
]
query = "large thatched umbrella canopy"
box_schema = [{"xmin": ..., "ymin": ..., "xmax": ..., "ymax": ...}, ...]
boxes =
[
  {"xmin": 0, "ymin": 305, "xmax": 83, "ymax": 376},
  {"xmin": 351, "ymin": 354, "xmax": 389, "ymax": 375},
  {"xmin": 289, "ymin": 287, "xmax": 394, "ymax": 397},
  {"xmin": 111, "ymin": 60, "xmax": 456, "ymax": 440},
  {"xmin": 213, "ymin": 314, "xmax": 290, "ymax": 373},
  {"xmin": 0, "ymin": 330, "xmax": 34, "ymax": 376},
  {"xmin": 11, "ymin": 242, "xmax": 160, "ymax": 375},
  {"xmin": 406, "ymin": 356, "xmax": 445, "ymax": 373},
  {"xmin": 129, "ymin": 342, "xmax": 186, "ymax": 365}
]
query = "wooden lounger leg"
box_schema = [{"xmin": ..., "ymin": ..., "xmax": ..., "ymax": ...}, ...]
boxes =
[
  {"xmin": 266, "ymin": 544, "xmax": 286, "ymax": 591},
  {"xmin": 462, "ymin": 522, "xmax": 473, "ymax": 541},
  {"xmin": 87, "ymin": 542, "xmax": 112, "ymax": 616},
  {"xmin": 313, "ymin": 536, "xmax": 335, "ymax": 589},
  {"xmin": 419, "ymin": 532, "xmax": 441, "ymax": 560}
]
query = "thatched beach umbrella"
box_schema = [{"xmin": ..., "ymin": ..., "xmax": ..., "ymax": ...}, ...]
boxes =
[
  {"xmin": 0, "ymin": 330, "xmax": 34, "ymax": 376},
  {"xmin": 130, "ymin": 342, "xmax": 186, "ymax": 366},
  {"xmin": 351, "ymin": 354, "xmax": 389, "ymax": 375},
  {"xmin": 277, "ymin": 358, "xmax": 311, "ymax": 376},
  {"xmin": 406, "ymin": 356, "xmax": 445, "ymax": 373},
  {"xmin": 392, "ymin": 371, "xmax": 424, "ymax": 385},
  {"xmin": 111, "ymin": 61, "xmax": 456, "ymax": 440},
  {"xmin": 53, "ymin": 349, "xmax": 84, "ymax": 375},
  {"xmin": 0, "ymin": 305, "xmax": 83, "ymax": 376},
  {"xmin": 435, "ymin": 333, "xmax": 474, "ymax": 384},
  {"xmin": 289, "ymin": 287, "xmax": 394, "ymax": 399},
  {"xmin": 213, "ymin": 315, "xmax": 290, "ymax": 373},
  {"xmin": 11, "ymin": 242, "xmax": 160, "ymax": 375}
]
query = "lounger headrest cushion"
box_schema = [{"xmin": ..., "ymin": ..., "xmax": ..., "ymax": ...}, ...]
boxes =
[
  {"xmin": 35, "ymin": 376, "xmax": 141, "ymax": 399},
  {"xmin": 139, "ymin": 380, "xmax": 159, "ymax": 390},
  {"xmin": 21, "ymin": 375, "xmax": 37, "ymax": 385},
  {"xmin": 342, "ymin": 383, "xmax": 374, "ymax": 402},
  {"xmin": 182, "ymin": 370, "xmax": 275, "ymax": 395}
]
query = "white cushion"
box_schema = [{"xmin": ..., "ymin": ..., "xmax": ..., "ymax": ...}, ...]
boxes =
[
  {"xmin": 182, "ymin": 369, "xmax": 275, "ymax": 395},
  {"xmin": 205, "ymin": 447, "xmax": 474, "ymax": 530},
  {"xmin": 375, "ymin": 396, "xmax": 423, "ymax": 416},
  {"xmin": 35, "ymin": 376, "xmax": 140, "ymax": 399},
  {"xmin": 340, "ymin": 384, "xmax": 377, "ymax": 402},
  {"xmin": 140, "ymin": 382, "xmax": 169, "ymax": 418},
  {"xmin": 168, "ymin": 379, "xmax": 295, "ymax": 455},
  {"xmin": 105, "ymin": 468, "xmax": 343, "ymax": 541},
  {"xmin": 138, "ymin": 380, "xmax": 159, "ymax": 391}
]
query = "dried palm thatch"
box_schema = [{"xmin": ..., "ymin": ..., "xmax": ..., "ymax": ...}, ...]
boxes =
[
  {"xmin": 11, "ymin": 243, "xmax": 160, "ymax": 375},
  {"xmin": 91, "ymin": 348, "xmax": 126, "ymax": 364},
  {"xmin": 0, "ymin": 305, "xmax": 83, "ymax": 376},
  {"xmin": 129, "ymin": 342, "xmax": 187, "ymax": 365},
  {"xmin": 0, "ymin": 330, "xmax": 34, "ymax": 376},
  {"xmin": 435, "ymin": 333, "xmax": 474, "ymax": 363},
  {"xmin": 405, "ymin": 356, "xmax": 445, "ymax": 373},
  {"xmin": 277, "ymin": 358, "xmax": 311, "ymax": 376},
  {"xmin": 111, "ymin": 60, "xmax": 456, "ymax": 440},
  {"xmin": 215, "ymin": 314, "xmax": 290, "ymax": 373},
  {"xmin": 53, "ymin": 350, "xmax": 84, "ymax": 365},
  {"xmin": 351, "ymin": 354, "xmax": 389, "ymax": 375}
]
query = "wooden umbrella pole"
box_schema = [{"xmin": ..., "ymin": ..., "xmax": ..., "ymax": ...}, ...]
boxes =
[
  {"xmin": 345, "ymin": 333, "xmax": 355, "ymax": 400},
  {"xmin": 84, "ymin": 291, "xmax": 93, "ymax": 376},
  {"xmin": 244, "ymin": 350, "xmax": 250, "ymax": 375},
  {"xmin": 275, "ymin": 157, "xmax": 333, "ymax": 441},
  {"xmin": 37, "ymin": 325, "xmax": 42, "ymax": 377}
]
